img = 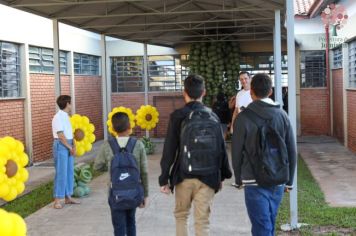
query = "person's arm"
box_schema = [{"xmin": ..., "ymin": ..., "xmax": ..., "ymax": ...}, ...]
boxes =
[
  {"xmin": 159, "ymin": 112, "xmax": 180, "ymax": 192},
  {"xmin": 93, "ymin": 142, "xmax": 110, "ymax": 172},
  {"xmin": 138, "ymin": 141, "xmax": 149, "ymax": 198},
  {"xmin": 220, "ymin": 138, "xmax": 232, "ymax": 182},
  {"xmin": 231, "ymin": 114, "xmax": 246, "ymax": 187},
  {"xmin": 231, "ymin": 106, "xmax": 240, "ymax": 133}
]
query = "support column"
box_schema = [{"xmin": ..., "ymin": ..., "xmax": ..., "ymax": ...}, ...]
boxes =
[
  {"xmin": 274, "ymin": 9, "xmax": 283, "ymax": 106},
  {"xmin": 21, "ymin": 44, "xmax": 33, "ymax": 165},
  {"xmin": 286, "ymin": 0, "xmax": 299, "ymax": 229},
  {"xmin": 101, "ymin": 35, "xmax": 110, "ymax": 140},
  {"xmin": 68, "ymin": 51, "xmax": 76, "ymax": 113},
  {"xmin": 53, "ymin": 19, "xmax": 60, "ymax": 101},
  {"xmin": 143, "ymin": 43, "xmax": 149, "ymax": 137}
]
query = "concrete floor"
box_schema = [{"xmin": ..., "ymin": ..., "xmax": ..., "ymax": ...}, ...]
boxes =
[
  {"xmin": 298, "ymin": 136, "xmax": 356, "ymax": 207},
  {"xmin": 25, "ymin": 143, "xmax": 251, "ymax": 236},
  {"xmin": 18, "ymin": 135, "xmax": 356, "ymax": 235}
]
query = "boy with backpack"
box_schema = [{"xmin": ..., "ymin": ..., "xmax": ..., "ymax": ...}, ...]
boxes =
[
  {"xmin": 231, "ymin": 73, "xmax": 296, "ymax": 236},
  {"xmin": 159, "ymin": 74, "xmax": 232, "ymax": 236},
  {"xmin": 94, "ymin": 112, "xmax": 148, "ymax": 236}
]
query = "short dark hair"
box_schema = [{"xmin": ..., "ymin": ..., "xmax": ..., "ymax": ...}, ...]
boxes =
[
  {"xmin": 184, "ymin": 74, "xmax": 205, "ymax": 99},
  {"xmin": 239, "ymin": 71, "xmax": 250, "ymax": 77},
  {"xmin": 111, "ymin": 112, "xmax": 130, "ymax": 133},
  {"xmin": 56, "ymin": 95, "xmax": 71, "ymax": 110},
  {"xmin": 251, "ymin": 73, "xmax": 272, "ymax": 98}
]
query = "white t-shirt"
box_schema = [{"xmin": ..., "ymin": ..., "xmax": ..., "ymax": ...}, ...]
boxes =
[
  {"xmin": 116, "ymin": 137, "xmax": 129, "ymax": 148},
  {"xmin": 52, "ymin": 110, "xmax": 73, "ymax": 139},
  {"xmin": 235, "ymin": 89, "xmax": 253, "ymax": 109}
]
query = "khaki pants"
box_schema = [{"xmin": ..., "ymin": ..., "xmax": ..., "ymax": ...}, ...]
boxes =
[{"xmin": 174, "ymin": 179, "xmax": 215, "ymax": 236}]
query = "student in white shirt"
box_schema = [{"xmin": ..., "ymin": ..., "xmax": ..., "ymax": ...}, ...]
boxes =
[
  {"xmin": 231, "ymin": 71, "xmax": 253, "ymax": 133},
  {"xmin": 52, "ymin": 95, "xmax": 79, "ymax": 209}
]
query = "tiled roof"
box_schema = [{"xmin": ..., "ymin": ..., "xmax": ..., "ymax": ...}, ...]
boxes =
[{"xmin": 294, "ymin": 0, "xmax": 317, "ymax": 15}]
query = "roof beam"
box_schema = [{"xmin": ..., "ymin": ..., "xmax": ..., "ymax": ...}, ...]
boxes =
[
  {"xmin": 122, "ymin": 31, "xmax": 274, "ymax": 41},
  {"xmin": 53, "ymin": 7, "xmax": 278, "ymax": 20},
  {"xmin": 149, "ymin": 38, "xmax": 275, "ymax": 43},
  {"xmin": 83, "ymin": 18, "xmax": 274, "ymax": 29},
  {"xmin": 107, "ymin": 24, "xmax": 275, "ymax": 35},
  {"xmin": 10, "ymin": 0, "xmax": 160, "ymax": 7}
]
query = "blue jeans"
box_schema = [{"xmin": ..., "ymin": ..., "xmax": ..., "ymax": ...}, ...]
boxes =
[
  {"xmin": 244, "ymin": 185, "xmax": 284, "ymax": 236},
  {"xmin": 110, "ymin": 208, "xmax": 136, "ymax": 236},
  {"xmin": 53, "ymin": 139, "xmax": 74, "ymax": 198}
]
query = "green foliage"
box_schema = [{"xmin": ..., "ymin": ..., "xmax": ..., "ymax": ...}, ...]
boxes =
[
  {"xmin": 141, "ymin": 136, "xmax": 155, "ymax": 155},
  {"xmin": 2, "ymin": 181, "xmax": 53, "ymax": 218},
  {"xmin": 277, "ymin": 157, "xmax": 356, "ymax": 235},
  {"xmin": 188, "ymin": 42, "xmax": 240, "ymax": 106}
]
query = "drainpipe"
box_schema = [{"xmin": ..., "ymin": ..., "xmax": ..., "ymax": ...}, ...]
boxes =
[{"xmin": 325, "ymin": 25, "xmax": 331, "ymax": 136}]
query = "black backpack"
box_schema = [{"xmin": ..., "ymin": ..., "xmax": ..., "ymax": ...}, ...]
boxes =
[
  {"xmin": 180, "ymin": 107, "xmax": 222, "ymax": 176},
  {"xmin": 108, "ymin": 137, "xmax": 144, "ymax": 210},
  {"xmin": 244, "ymin": 108, "xmax": 289, "ymax": 187}
]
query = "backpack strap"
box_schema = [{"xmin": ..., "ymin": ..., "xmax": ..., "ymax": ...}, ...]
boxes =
[
  {"xmin": 108, "ymin": 137, "xmax": 121, "ymax": 155},
  {"xmin": 125, "ymin": 137, "xmax": 137, "ymax": 154},
  {"xmin": 109, "ymin": 137, "xmax": 137, "ymax": 154}
]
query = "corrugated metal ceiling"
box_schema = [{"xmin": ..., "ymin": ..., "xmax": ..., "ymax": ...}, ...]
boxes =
[{"xmin": 0, "ymin": 0, "xmax": 286, "ymax": 46}]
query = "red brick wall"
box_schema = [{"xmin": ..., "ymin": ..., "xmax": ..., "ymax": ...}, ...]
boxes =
[
  {"xmin": 111, "ymin": 93, "xmax": 146, "ymax": 137},
  {"xmin": 61, "ymin": 76, "xmax": 70, "ymax": 95},
  {"xmin": 74, "ymin": 76, "xmax": 103, "ymax": 140},
  {"xmin": 0, "ymin": 99, "xmax": 25, "ymax": 143},
  {"xmin": 300, "ymin": 88, "xmax": 330, "ymax": 135},
  {"xmin": 332, "ymin": 69, "xmax": 344, "ymax": 143},
  {"xmin": 111, "ymin": 92, "xmax": 184, "ymax": 138},
  {"xmin": 30, "ymin": 74, "xmax": 56, "ymax": 162},
  {"xmin": 150, "ymin": 93, "xmax": 185, "ymax": 138},
  {"xmin": 347, "ymin": 90, "xmax": 356, "ymax": 152}
]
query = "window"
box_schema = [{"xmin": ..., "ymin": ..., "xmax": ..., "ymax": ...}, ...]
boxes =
[
  {"xmin": 349, "ymin": 40, "xmax": 356, "ymax": 88},
  {"xmin": 333, "ymin": 46, "xmax": 343, "ymax": 69},
  {"xmin": 74, "ymin": 53, "xmax": 100, "ymax": 76},
  {"xmin": 148, "ymin": 55, "xmax": 181, "ymax": 91},
  {"xmin": 240, "ymin": 53, "xmax": 288, "ymax": 87},
  {"xmin": 0, "ymin": 41, "xmax": 21, "ymax": 98},
  {"xmin": 300, "ymin": 51, "xmax": 326, "ymax": 88},
  {"xmin": 29, "ymin": 46, "xmax": 67, "ymax": 74},
  {"xmin": 111, "ymin": 55, "xmax": 189, "ymax": 93},
  {"xmin": 111, "ymin": 56, "xmax": 144, "ymax": 92}
]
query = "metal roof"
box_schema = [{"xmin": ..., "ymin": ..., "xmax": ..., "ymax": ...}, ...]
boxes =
[{"xmin": 0, "ymin": 0, "xmax": 286, "ymax": 47}]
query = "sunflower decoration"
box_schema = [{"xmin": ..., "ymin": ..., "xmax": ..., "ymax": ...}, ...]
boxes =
[
  {"xmin": 107, "ymin": 106, "xmax": 136, "ymax": 136},
  {"xmin": 0, "ymin": 136, "xmax": 29, "ymax": 202},
  {"xmin": 70, "ymin": 114, "xmax": 96, "ymax": 157},
  {"xmin": 0, "ymin": 209, "xmax": 27, "ymax": 236},
  {"xmin": 136, "ymin": 105, "xmax": 159, "ymax": 131}
]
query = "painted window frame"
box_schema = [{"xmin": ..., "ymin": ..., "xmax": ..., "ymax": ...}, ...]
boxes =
[
  {"xmin": 0, "ymin": 41, "xmax": 21, "ymax": 98},
  {"xmin": 300, "ymin": 50, "xmax": 326, "ymax": 88},
  {"xmin": 111, "ymin": 55, "xmax": 189, "ymax": 93},
  {"xmin": 332, "ymin": 46, "xmax": 343, "ymax": 69},
  {"xmin": 349, "ymin": 40, "xmax": 356, "ymax": 88},
  {"xmin": 29, "ymin": 46, "xmax": 68, "ymax": 74},
  {"xmin": 73, "ymin": 52, "xmax": 100, "ymax": 76}
]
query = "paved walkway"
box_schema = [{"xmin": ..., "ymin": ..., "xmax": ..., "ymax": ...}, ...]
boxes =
[
  {"xmin": 25, "ymin": 143, "xmax": 251, "ymax": 236},
  {"xmin": 7, "ymin": 135, "xmax": 356, "ymax": 235},
  {"xmin": 298, "ymin": 136, "xmax": 356, "ymax": 207}
]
